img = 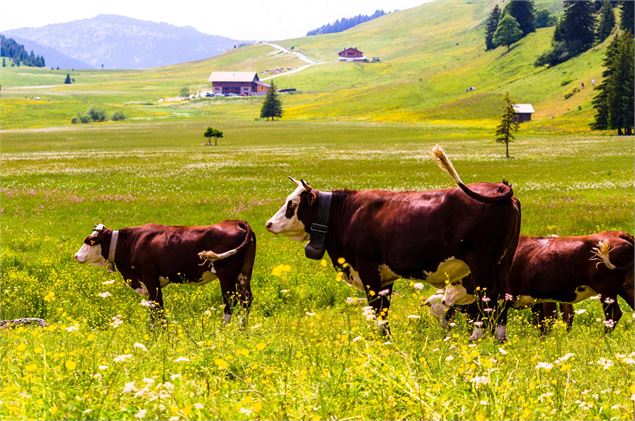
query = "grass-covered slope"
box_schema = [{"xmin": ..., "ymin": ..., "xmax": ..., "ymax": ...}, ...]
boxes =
[
  {"xmin": 273, "ymin": 0, "xmax": 605, "ymax": 129},
  {"xmin": 0, "ymin": 0, "xmax": 610, "ymax": 130}
]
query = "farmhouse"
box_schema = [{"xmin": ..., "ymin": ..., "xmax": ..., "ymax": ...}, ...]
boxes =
[
  {"xmin": 208, "ymin": 71, "xmax": 270, "ymax": 96},
  {"xmin": 338, "ymin": 47, "xmax": 367, "ymax": 62},
  {"xmin": 512, "ymin": 103, "xmax": 535, "ymax": 122}
]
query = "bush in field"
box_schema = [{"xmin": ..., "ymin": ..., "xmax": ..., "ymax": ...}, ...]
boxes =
[
  {"xmin": 71, "ymin": 113, "xmax": 91, "ymax": 124},
  {"xmin": 180, "ymin": 87, "xmax": 190, "ymax": 98},
  {"xmin": 111, "ymin": 111, "xmax": 126, "ymax": 121},
  {"xmin": 87, "ymin": 106, "xmax": 107, "ymax": 122}
]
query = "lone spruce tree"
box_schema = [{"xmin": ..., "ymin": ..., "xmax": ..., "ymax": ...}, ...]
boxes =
[
  {"xmin": 260, "ymin": 80, "xmax": 283, "ymax": 120},
  {"xmin": 64, "ymin": 73, "xmax": 72, "ymax": 84},
  {"xmin": 495, "ymin": 93, "xmax": 520, "ymax": 159},
  {"xmin": 507, "ymin": 0, "xmax": 536, "ymax": 36}
]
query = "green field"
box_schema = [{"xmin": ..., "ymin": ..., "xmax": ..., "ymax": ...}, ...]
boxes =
[
  {"xmin": 1, "ymin": 120, "xmax": 634, "ymax": 419},
  {"xmin": 1, "ymin": 0, "xmax": 634, "ymax": 418}
]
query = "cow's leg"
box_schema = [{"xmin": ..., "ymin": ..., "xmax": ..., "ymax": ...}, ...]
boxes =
[
  {"xmin": 533, "ymin": 303, "xmax": 557, "ymax": 335},
  {"xmin": 602, "ymin": 296, "xmax": 622, "ymax": 332},
  {"xmin": 219, "ymin": 275, "xmax": 239, "ymax": 324},
  {"xmin": 560, "ymin": 303, "xmax": 574, "ymax": 331},
  {"xmin": 360, "ymin": 266, "xmax": 392, "ymax": 336},
  {"xmin": 145, "ymin": 279, "xmax": 165, "ymax": 328}
]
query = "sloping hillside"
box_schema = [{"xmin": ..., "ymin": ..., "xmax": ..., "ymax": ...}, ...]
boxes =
[
  {"xmin": 270, "ymin": 0, "xmax": 604, "ymax": 129},
  {"xmin": 1, "ymin": 0, "xmax": 610, "ymax": 130}
]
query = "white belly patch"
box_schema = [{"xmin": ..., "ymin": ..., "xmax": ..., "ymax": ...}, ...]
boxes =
[
  {"xmin": 514, "ymin": 285, "xmax": 599, "ymax": 308},
  {"xmin": 424, "ymin": 257, "xmax": 471, "ymax": 288}
]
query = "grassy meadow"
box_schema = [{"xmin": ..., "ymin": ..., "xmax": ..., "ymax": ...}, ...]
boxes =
[
  {"xmin": 1, "ymin": 120, "xmax": 634, "ymax": 420},
  {"xmin": 1, "ymin": 0, "xmax": 634, "ymax": 419}
]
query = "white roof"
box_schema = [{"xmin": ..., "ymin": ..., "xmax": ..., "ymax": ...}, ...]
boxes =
[
  {"xmin": 513, "ymin": 104, "xmax": 535, "ymax": 114},
  {"xmin": 208, "ymin": 71, "xmax": 257, "ymax": 82}
]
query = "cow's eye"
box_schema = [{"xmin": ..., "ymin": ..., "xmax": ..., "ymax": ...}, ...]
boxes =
[{"xmin": 285, "ymin": 201, "xmax": 296, "ymax": 218}]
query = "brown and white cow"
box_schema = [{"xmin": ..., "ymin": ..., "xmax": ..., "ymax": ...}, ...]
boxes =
[
  {"xmin": 508, "ymin": 232, "xmax": 634, "ymax": 330},
  {"xmin": 266, "ymin": 146, "xmax": 521, "ymax": 341},
  {"xmin": 74, "ymin": 221, "xmax": 256, "ymax": 323},
  {"xmin": 435, "ymin": 232, "xmax": 634, "ymax": 333}
]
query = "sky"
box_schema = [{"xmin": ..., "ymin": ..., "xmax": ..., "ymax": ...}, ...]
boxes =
[{"xmin": 1, "ymin": 0, "xmax": 429, "ymax": 40}]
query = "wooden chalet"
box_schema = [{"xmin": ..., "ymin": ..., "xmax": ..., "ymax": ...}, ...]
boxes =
[
  {"xmin": 512, "ymin": 104, "xmax": 535, "ymax": 122},
  {"xmin": 208, "ymin": 71, "xmax": 270, "ymax": 96},
  {"xmin": 338, "ymin": 47, "xmax": 366, "ymax": 62}
]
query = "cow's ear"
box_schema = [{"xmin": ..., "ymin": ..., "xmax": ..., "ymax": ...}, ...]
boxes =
[
  {"xmin": 300, "ymin": 179, "xmax": 312, "ymax": 191},
  {"xmin": 307, "ymin": 190, "xmax": 318, "ymax": 206}
]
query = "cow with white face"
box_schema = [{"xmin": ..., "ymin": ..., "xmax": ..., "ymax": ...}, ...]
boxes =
[
  {"xmin": 266, "ymin": 177, "xmax": 310, "ymax": 241},
  {"xmin": 74, "ymin": 224, "xmax": 111, "ymax": 266},
  {"xmin": 265, "ymin": 146, "xmax": 522, "ymax": 341},
  {"xmin": 74, "ymin": 221, "xmax": 257, "ymax": 324}
]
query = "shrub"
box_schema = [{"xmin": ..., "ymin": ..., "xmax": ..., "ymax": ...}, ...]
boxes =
[
  {"xmin": 87, "ymin": 106, "xmax": 107, "ymax": 122},
  {"xmin": 111, "ymin": 111, "xmax": 126, "ymax": 121},
  {"xmin": 560, "ymin": 79, "xmax": 573, "ymax": 86}
]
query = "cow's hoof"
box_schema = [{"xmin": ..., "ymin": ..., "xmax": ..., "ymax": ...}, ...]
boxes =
[
  {"xmin": 494, "ymin": 325, "xmax": 507, "ymax": 343},
  {"xmin": 469, "ymin": 326, "xmax": 484, "ymax": 342}
]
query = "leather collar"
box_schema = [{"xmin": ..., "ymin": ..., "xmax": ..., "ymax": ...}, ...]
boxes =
[{"xmin": 304, "ymin": 192, "xmax": 331, "ymax": 260}]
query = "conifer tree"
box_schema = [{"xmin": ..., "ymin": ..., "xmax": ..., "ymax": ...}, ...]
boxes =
[
  {"xmin": 485, "ymin": 5, "xmax": 501, "ymax": 50},
  {"xmin": 64, "ymin": 73, "xmax": 72, "ymax": 84},
  {"xmin": 607, "ymin": 31, "xmax": 634, "ymax": 135},
  {"xmin": 495, "ymin": 93, "xmax": 520, "ymax": 159},
  {"xmin": 596, "ymin": 0, "xmax": 615, "ymax": 43},
  {"xmin": 507, "ymin": 0, "xmax": 536, "ymax": 35},
  {"xmin": 493, "ymin": 14, "xmax": 523, "ymax": 51},
  {"xmin": 260, "ymin": 81, "xmax": 283, "ymax": 121},
  {"xmin": 591, "ymin": 35, "xmax": 620, "ymax": 130},
  {"xmin": 559, "ymin": 1, "xmax": 596, "ymax": 55}
]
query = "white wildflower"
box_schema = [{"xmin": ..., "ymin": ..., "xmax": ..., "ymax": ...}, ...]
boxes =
[
  {"xmin": 345, "ymin": 297, "xmax": 357, "ymax": 305},
  {"xmin": 102, "ymin": 279, "xmax": 116, "ymax": 285},
  {"xmin": 597, "ymin": 357, "xmax": 614, "ymax": 370},
  {"xmin": 142, "ymin": 378, "xmax": 154, "ymax": 385},
  {"xmin": 194, "ymin": 403, "xmax": 204, "ymax": 410},
  {"xmin": 407, "ymin": 314, "xmax": 421, "ymax": 319},
  {"xmin": 470, "ymin": 376, "xmax": 489, "ymax": 388},
  {"xmin": 110, "ymin": 315, "xmax": 124, "ymax": 328},
  {"xmin": 479, "ymin": 400, "xmax": 488, "ymax": 405},
  {"xmin": 445, "ymin": 355, "xmax": 455, "ymax": 362},
  {"xmin": 122, "ymin": 382, "xmax": 137, "ymax": 393},
  {"xmin": 140, "ymin": 300, "xmax": 153, "ymax": 308},
  {"xmin": 239, "ymin": 408, "xmax": 253, "ymax": 416},
  {"xmin": 305, "ymin": 311, "xmax": 316, "ymax": 317},
  {"xmin": 539, "ymin": 392, "xmax": 554, "ymax": 402},
  {"xmin": 604, "ymin": 319, "xmax": 615, "ymax": 329},
  {"xmin": 174, "ymin": 356, "xmax": 190, "ymax": 363},
  {"xmin": 504, "ymin": 293, "xmax": 513, "ymax": 301},
  {"xmin": 555, "ymin": 353, "xmax": 575, "ymax": 364},
  {"xmin": 413, "ymin": 282, "xmax": 425, "ymax": 290},
  {"xmin": 574, "ymin": 309, "xmax": 587, "ymax": 315},
  {"xmin": 498, "ymin": 347, "xmax": 508, "ymax": 355},
  {"xmin": 65, "ymin": 325, "xmax": 79, "ymax": 332},
  {"xmin": 536, "ymin": 362, "xmax": 554, "ymax": 371},
  {"xmin": 135, "ymin": 409, "xmax": 147, "ymax": 419},
  {"xmin": 133, "ymin": 342, "xmax": 148, "ymax": 352},
  {"xmin": 352, "ymin": 336, "xmax": 363, "ymax": 343},
  {"xmin": 378, "ymin": 289, "xmax": 390, "ymax": 296},
  {"xmin": 98, "ymin": 291, "xmax": 112, "ymax": 298},
  {"xmin": 170, "ymin": 373, "xmax": 182, "ymax": 380},
  {"xmin": 114, "ymin": 354, "xmax": 132, "ymax": 363},
  {"xmin": 98, "ymin": 365, "xmax": 108, "ymax": 371},
  {"xmin": 604, "ymin": 297, "xmax": 615, "ymax": 304},
  {"xmin": 83, "ymin": 409, "xmax": 93, "ymax": 415}
]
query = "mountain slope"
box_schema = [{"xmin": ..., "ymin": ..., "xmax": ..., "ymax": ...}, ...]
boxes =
[
  {"xmin": 6, "ymin": 35, "xmax": 92, "ymax": 69},
  {"xmin": 5, "ymin": 15, "xmax": 239, "ymax": 69}
]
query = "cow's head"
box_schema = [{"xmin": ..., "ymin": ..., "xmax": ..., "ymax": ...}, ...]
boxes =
[
  {"xmin": 266, "ymin": 177, "xmax": 319, "ymax": 241},
  {"xmin": 74, "ymin": 224, "xmax": 110, "ymax": 265}
]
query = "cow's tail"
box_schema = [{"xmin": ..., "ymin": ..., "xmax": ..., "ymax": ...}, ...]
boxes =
[
  {"xmin": 198, "ymin": 222, "xmax": 254, "ymax": 262},
  {"xmin": 432, "ymin": 145, "xmax": 513, "ymax": 204}
]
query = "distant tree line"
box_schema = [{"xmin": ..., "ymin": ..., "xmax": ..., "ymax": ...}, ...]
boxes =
[
  {"xmin": 307, "ymin": 10, "xmax": 385, "ymax": 36},
  {"xmin": 0, "ymin": 35, "xmax": 45, "ymax": 67},
  {"xmin": 485, "ymin": 0, "xmax": 633, "ymax": 65}
]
